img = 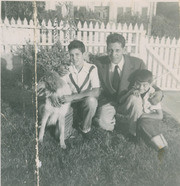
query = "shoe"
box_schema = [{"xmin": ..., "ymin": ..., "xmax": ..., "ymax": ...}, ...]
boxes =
[
  {"xmin": 78, "ymin": 126, "xmax": 92, "ymax": 140},
  {"xmin": 158, "ymin": 146, "xmax": 168, "ymax": 160},
  {"xmin": 78, "ymin": 125, "xmax": 91, "ymax": 134}
]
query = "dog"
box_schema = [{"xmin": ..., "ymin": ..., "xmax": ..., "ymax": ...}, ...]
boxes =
[{"xmin": 38, "ymin": 71, "xmax": 71, "ymax": 149}]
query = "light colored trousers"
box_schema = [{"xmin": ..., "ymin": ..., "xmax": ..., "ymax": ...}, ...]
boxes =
[
  {"xmin": 96, "ymin": 95, "xmax": 143, "ymax": 135},
  {"xmin": 96, "ymin": 95, "xmax": 167, "ymax": 150}
]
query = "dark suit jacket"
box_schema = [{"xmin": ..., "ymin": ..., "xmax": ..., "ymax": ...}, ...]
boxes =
[{"xmin": 95, "ymin": 54, "xmax": 146, "ymax": 102}]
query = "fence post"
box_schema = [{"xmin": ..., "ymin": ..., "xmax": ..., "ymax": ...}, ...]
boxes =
[{"xmin": 139, "ymin": 26, "xmax": 147, "ymax": 63}]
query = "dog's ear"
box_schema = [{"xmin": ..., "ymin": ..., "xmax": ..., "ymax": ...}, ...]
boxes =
[{"xmin": 44, "ymin": 71, "xmax": 61, "ymax": 93}]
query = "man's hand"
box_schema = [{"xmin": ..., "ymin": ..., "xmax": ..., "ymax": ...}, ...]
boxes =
[
  {"xmin": 49, "ymin": 94, "xmax": 62, "ymax": 107},
  {"xmin": 58, "ymin": 64, "xmax": 69, "ymax": 77},
  {"xmin": 149, "ymin": 90, "xmax": 164, "ymax": 105}
]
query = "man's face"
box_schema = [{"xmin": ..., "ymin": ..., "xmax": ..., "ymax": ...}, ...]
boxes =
[
  {"xmin": 69, "ymin": 48, "xmax": 84, "ymax": 66},
  {"xmin": 134, "ymin": 81, "xmax": 150, "ymax": 94},
  {"xmin": 107, "ymin": 42, "xmax": 124, "ymax": 64}
]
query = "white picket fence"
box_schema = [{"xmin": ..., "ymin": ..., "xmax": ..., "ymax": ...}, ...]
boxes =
[
  {"xmin": 145, "ymin": 45, "xmax": 180, "ymax": 90},
  {"xmin": 144, "ymin": 37, "xmax": 180, "ymax": 90},
  {"xmin": 1, "ymin": 17, "xmax": 180, "ymax": 90},
  {"xmin": 1, "ymin": 17, "xmax": 145, "ymax": 55}
]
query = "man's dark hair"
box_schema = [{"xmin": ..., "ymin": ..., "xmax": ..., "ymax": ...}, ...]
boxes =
[
  {"xmin": 135, "ymin": 69, "xmax": 153, "ymax": 83},
  {"xmin": 68, "ymin": 40, "xmax": 85, "ymax": 53},
  {"xmin": 106, "ymin": 33, "xmax": 126, "ymax": 48}
]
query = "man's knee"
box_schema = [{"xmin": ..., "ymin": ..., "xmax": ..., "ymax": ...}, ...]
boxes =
[
  {"xmin": 84, "ymin": 97, "xmax": 98, "ymax": 111},
  {"xmin": 96, "ymin": 103, "xmax": 116, "ymax": 131},
  {"xmin": 99, "ymin": 103, "xmax": 116, "ymax": 117},
  {"xmin": 97, "ymin": 103, "xmax": 116, "ymax": 122}
]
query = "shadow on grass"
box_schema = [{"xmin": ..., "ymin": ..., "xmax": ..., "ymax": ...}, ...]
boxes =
[{"xmin": 1, "ymin": 54, "xmax": 45, "ymax": 117}]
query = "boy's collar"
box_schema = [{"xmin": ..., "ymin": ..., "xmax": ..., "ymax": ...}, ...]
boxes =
[{"xmin": 71, "ymin": 61, "xmax": 89, "ymax": 73}]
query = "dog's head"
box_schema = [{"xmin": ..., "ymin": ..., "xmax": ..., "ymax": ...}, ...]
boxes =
[{"xmin": 44, "ymin": 71, "xmax": 65, "ymax": 93}]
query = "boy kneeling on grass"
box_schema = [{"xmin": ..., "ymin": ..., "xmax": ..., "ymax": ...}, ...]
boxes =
[
  {"xmin": 51, "ymin": 40, "xmax": 101, "ymax": 138},
  {"xmin": 118, "ymin": 69, "xmax": 168, "ymax": 152}
]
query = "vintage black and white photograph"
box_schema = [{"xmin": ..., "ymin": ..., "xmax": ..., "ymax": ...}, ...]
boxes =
[{"xmin": 1, "ymin": 0, "xmax": 180, "ymax": 185}]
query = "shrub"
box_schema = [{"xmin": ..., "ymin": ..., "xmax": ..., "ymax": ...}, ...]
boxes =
[
  {"xmin": 151, "ymin": 15, "xmax": 180, "ymax": 39},
  {"xmin": 16, "ymin": 41, "xmax": 71, "ymax": 85},
  {"xmin": 1, "ymin": 1, "xmax": 45, "ymax": 21},
  {"xmin": 2, "ymin": 42, "xmax": 70, "ymax": 115},
  {"xmin": 117, "ymin": 13, "xmax": 149, "ymax": 30}
]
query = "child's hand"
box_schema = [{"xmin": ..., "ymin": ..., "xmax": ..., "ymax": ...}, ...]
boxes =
[
  {"xmin": 59, "ymin": 95, "xmax": 73, "ymax": 103},
  {"xmin": 132, "ymin": 89, "xmax": 140, "ymax": 97},
  {"xmin": 49, "ymin": 94, "xmax": 62, "ymax": 107},
  {"xmin": 130, "ymin": 86, "xmax": 140, "ymax": 97}
]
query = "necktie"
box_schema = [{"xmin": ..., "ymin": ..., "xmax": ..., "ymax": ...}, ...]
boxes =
[{"xmin": 112, "ymin": 65, "xmax": 121, "ymax": 92}]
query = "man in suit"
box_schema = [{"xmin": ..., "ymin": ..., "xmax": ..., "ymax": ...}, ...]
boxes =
[
  {"xmin": 95, "ymin": 33, "xmax": 162, "ymax": 132},
  {"xmin": 58, "ymin": 34, "xmax": 163, "ymax": 135}
]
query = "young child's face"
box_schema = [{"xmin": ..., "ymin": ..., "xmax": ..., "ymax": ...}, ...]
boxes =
[
  {"xmin": 134, "ymin": 81, "xmax": 150, "ymax": 94},
  {"xmin": 69, "ymin": 48, "xmax": 84, "ymax": 66}
]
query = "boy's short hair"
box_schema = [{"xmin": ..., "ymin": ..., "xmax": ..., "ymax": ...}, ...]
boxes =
[
  {"xmin": 135, "ymin": 69, "xmax": 153, "ymax": 83},
  {"xmin": 106, "ymin": 33, "xmax": 126, "ymax": 48},
  {"xmin": 68, "ymin": 40, "xmax": 85, "ymax": 53}
]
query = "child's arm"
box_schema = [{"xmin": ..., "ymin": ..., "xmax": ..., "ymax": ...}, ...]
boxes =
[
  {"xmin": 59, "ymin": 87, "xmax": 101, "ymax": 103},
  {"xmin": 119, "ymin": 89, "xmax": 132, "ymax": 104},
  {"xmin": 119, "ymin": 88, "xmax": 140, "ymax": 104},
  {"xmin": 140, "ymin": 109, "xmax": 163, "ymax": 120}
]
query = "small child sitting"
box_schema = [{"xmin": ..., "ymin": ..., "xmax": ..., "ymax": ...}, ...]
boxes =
[{"xmin": 119, "ymin": 69, "xmax": 168, "ymax": 151}]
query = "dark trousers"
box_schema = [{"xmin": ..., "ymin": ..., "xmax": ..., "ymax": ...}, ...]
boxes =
[
  {"xmin": 137, "ymin": 118, "xmax": 161, "ymax": 139},
  {"xmin": 72, "ymin": 97, "xmax": 98, "ymax": 132}
]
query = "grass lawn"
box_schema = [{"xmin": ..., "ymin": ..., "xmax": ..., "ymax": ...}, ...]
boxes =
[{"xmin": 1, "ymin": 97, "xmax": 180, "ymax": 186}]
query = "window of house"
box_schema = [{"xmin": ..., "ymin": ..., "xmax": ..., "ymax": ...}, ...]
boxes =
[
  {"xmin": 142, "ymin": 7, "xmax": 148, "ymax": 17},
  {"xmin": 126, "ymin": 7, "xmax": 131, "ymax": 14},
  {"xmin": 94, "ymin": 6, "xmax": 109, "ymax": 21},
  {"xmin": 118, "ymin": 7, "xmax": 123, "ymax": 15}
]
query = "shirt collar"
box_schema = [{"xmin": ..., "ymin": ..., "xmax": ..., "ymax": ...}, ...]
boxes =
[
  {"xmin": 110, "ymin": 56, "xmax": 124, "ymax": 71},
  {"xmin": 70, "ymin": 61, "xmax": 89, "ymax": 74}
]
